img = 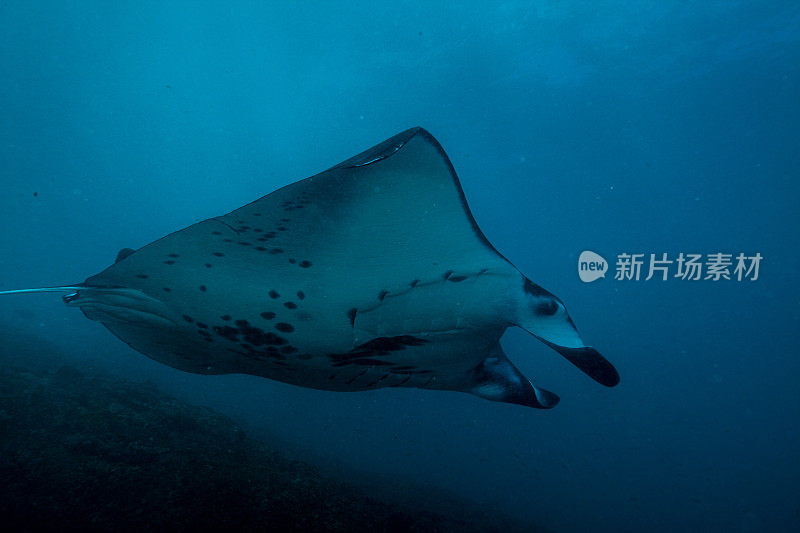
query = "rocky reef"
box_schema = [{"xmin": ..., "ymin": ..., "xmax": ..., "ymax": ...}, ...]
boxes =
[{"xmin": 0, "ymin": 358, "xmax": 509, "ymax": 532}]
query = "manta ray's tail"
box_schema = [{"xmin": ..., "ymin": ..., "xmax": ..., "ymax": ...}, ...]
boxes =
[
  {"xmin": 515, "ymin": 277, "xmax": 620, "ymax": 388},
  {"xmin": 0, "ymin": 286, "xmax": 87, "ymax": 296}
]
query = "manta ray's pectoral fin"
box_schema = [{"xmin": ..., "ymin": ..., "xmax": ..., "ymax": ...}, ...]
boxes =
[
  {"xmin": 517, "ymin": 277, "xmax": 620, "ymax": 387},
  {"xmin": 467, "ymin": 344, "xmax": 560, "ymax": 409}
]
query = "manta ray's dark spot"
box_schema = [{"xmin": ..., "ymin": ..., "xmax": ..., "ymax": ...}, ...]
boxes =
[
  {"xmin": 280, "ymin": 345, "xmax": 298, "ymax": 354},
  {"xmin": 182, "ymin": 315, "xmax": 194, "ymax": 323},
  {"xmin": 205, "ymin": 263, "xmax": 213, "ymax": 268},
  {"xmin": 297, "ymin": 353, "xmax": 312, "ymax": 360},
  {"xmin": 265, "ymin": 232, "xmax": 276, "ymax": 238},
  {"xmin": 136, "ymin": 274, "xmax": 148, "ymax": 279},
  {"xmin": 277, "ymin": 226, "xmax": 287, "ymax": 231},
  {"xmin": 223, "ymin": 239, "xmax": 234, "ymax": 243},
  {"xmin": 212, "ymin": 231, "xmax": 222, "ymax": 235},
  {"xmin": 449, "ymin": 275, "xmax": 468, "ymax": 282},
  {"xmin": 212, "ymin": 252, "xmax": 225, "ymax": 257},
  {"xmin": 288, "ymin": 258, "xmax": 296, "ymax": 264},
  {"xmin": 162, "ymin": 287, "xmax": 171, "ymax": 292},
  {"xmin": 203, "ymin": 337, "xmax": 213, "ymax": 343},
  {"xmin": 391, "ymin": 369, "xmax": 432, "ymax": 374},
  {"xmin": 275, "ymin": 322, "xmax": 294, "ymax": 333},
  {"xmin": 164, "ymin": 260, "xmax": 176, "ymax": 265},
  {"xmin": 196, "ymin": 323, "xmax": 209, "ymax": 329},
  {"xmin": 238, "ymin": 242, "xmax": 252, "ymax": 246},
  {"xmin": 347, "ymin": 308, "xmax": 357, "ymax": 325},
  {"xmin": 284, "ymin": 302, "xmax": 297, "ymax": 309},
  {"xmin": 255, "ymin": 246, "xmax": 267, "ymax": 251},
  {"xmin": 197, "ymin": 330, "xmax": 211, "ymax": 337},
  {"xmin": 280, "ymin": 218, "xmax": 290, "ymax": 222},
  {"xmin": 254, "ymin": 228, "xmax": 263, "ymax": 233},
  {"xmin": 378, "ymin": 290, "xmax": 388, "ymax": 301},
  {"xmin": 260, "ymin": 311, "xmax": 276, "ymax": 320},
  {"xmin": 299, "ymin": 260, "xmax": 312, "ymax": 268},
  {"xmin": 410, "ymin": 279, "xmax": 420, "ymax": 287},
  {"xmin": 199, "ymin": 285, "xmax": 207, "ymax": 292},
  {"xmin": 269, "ymin": 248, "xmax": 283, "ymax": 254},
  {"xmin": 253, "ymin": 213, "xmax": 261, "ymax": 216},
  {"xmin": 234, "ymin": 320, "xmax": 287, "ymax": 347},
  {"xmin": 268, "ymin": 290, "xmax": 280, "ymax": 299},
  {"xmin": 297, "ymin": 291, "xmax": 305, "ymax": 300},
  {"xmin": 536, "ymin": 300, "xmax": 558, "ymax": 316},
  {"xmin": 168, "ymin": 253, "xmax": 180, "ymax": 258},
  {"xmin": 220, "ymin": 315, "xmax": 231, "ymax": 321},
  {"xmin": 213, "ymin": 325, "xmax": 239, "ymax": 342}
]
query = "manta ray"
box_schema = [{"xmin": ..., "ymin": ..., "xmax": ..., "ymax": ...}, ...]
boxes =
[{"xmin": 0, "ymin": 127, "xmax": 618, "ymax": 408}]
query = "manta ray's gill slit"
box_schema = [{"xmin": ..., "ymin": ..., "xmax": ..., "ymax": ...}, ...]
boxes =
[
  {"xmin": 196, "ymin": 322, "xmax": 209, "ymax": 329},
  {"xmin": 448, "ymin": 275, "xmax": 468, "ymax": 282},
  {"xmin": 182, "ymin": 315, "xmax": 194, "ymax": 323},
  {"xmin": 364, "ymin": 373, "xmax": 393, "ymax": 388},
  {"xmin": 268, "ymin": 290, "xmax": 280, "ymax": 299},
  {"xmin": 389, "ymin": 375, "xmax": 413, "ymax": 387},
  {"xmin": 347, "ymin": 369, "xmax": 370, "ymax": 385}
]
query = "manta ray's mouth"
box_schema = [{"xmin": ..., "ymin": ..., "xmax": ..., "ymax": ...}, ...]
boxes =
[{"xmin": 63, "ymin": 287, "xmax": 176, "ymax": 328}]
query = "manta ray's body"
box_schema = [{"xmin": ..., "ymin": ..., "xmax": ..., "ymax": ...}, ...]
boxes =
[{"xmin": 1, "ymin": 128, "xmax": 618, "ymax": 408}]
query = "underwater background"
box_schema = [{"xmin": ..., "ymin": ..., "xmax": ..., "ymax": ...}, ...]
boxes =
[{"xmin": 1, "ymin": 1, "xmax": 798, "ymax": 531}]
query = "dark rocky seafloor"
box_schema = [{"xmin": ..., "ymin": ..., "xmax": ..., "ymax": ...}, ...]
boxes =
[{"xmin": 0, "ymin": 336, "xmax": 535, "ymax": 532}]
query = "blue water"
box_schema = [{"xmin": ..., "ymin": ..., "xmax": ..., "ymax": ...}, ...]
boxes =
[{"xmin": 1, "ymin": 2, "xmax": 798, "ymax": 531}]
